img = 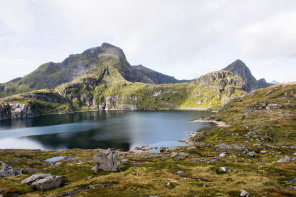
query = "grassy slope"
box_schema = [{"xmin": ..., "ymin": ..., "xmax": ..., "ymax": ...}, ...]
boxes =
[{"xmin": 0, "ymin": 83, "xmax": 295, "ymax": 196}]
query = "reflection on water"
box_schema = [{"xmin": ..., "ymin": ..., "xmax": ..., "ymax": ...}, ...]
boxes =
[{"xmin": 0, "ymin": 110, "xmax": 216, "ymax": 151}]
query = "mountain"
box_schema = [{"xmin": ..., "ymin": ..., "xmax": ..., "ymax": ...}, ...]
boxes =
[
  {"xmin": 0, "ymin": 43, "xmax": 178, "ymax": 98},
  {"xmin": 222, "ymin": 59, "xmax": 271, "ymax": 92},
  {"xmin": 271, "ymin": 80, "xmax": 280, "ymax": 84},
  {"xmin": 0, "ymin": 67, "xmax": 245, "ymax": 120}
]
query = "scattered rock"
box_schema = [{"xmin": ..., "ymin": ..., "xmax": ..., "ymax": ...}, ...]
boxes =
[
  {"xmin": 133, "ymin": 146, "xmax": 157, "ymax": 151},
  {"xmin": 160, "ymin": 147, "xmax": 180, "ymax": 152},
  {"xmin": 0, "ymin": 161, "xmax": 22, "ymax": 177},
  {"xmin": 260, "ymin": 150, "xmax": 267, "ymax": 154},
  {"xmin": 215, "ymin": 143, "xmax": 248, "ymax": 153},
  {"xmin": 170, "ymin": 152, "xmax": 178, "ymax": 158},
  {"xmin": 219, "ymin": 152, "xmax": 227, "ymax": 157},
  {"xmin": 218, "ymin": 167, "xmax": 231, "ymax": 173},
  {"xmin": 187, "ymin": 146, "xmax": 197, "ymax": 152},
  {"xmin": 120, "ymin": 159, "xmax": 129, "ymax": 165},
  {"xmin": 246, "ymin": 151, "xmax": 257, "ymax": 157},
  {"xmin": 175, "ymin": 171, "xmax": 184, "ymax": 176},
  {"xmin": 21, "ymin": 174, "xmax": 63, "ymax": 191},
  {"xmin": 93, "ymin": 148, "xmax": 118, "ymax": 172},
  {"xmin": 171, "ymin": 152, "xmax": 188, "ymax": 161},
  {"xmin": 240, "ymin": 190, "xmax": 250, "ymax": 197},
  {"xmin": 277, "ymin": 155, "xmax": 296, "ymax": 163},
  {"xmin": 289, "ymin": 177, "xmax": 296, "ymax": 184}
]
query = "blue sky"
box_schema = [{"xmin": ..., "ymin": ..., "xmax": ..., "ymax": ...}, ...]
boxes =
[{"xmin": 0, "ymin": 0, "xmax": 295, "ymax": 83}]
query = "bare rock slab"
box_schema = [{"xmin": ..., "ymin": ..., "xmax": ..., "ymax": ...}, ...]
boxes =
[
  {"xmin": 0, "ymin": 161, "xmax": 22, "ymax": 177},
  {"xmin": 21, "ymin": 174, "xmax": 63, "ymax": 190},
  {"xmin": 93, "ymin": 148, "xmax": 118, "ymax": 172}
]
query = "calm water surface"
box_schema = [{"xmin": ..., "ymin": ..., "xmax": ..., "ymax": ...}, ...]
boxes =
[{"xmin": 0, "ymin": 111, "xmax": 216, "ymax": 151}]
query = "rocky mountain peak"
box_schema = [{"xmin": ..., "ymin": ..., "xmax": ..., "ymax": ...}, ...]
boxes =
[
  {"xmin": 222, "ymin": 59, "xmax": 270, "ymax": 92},
  {"xmin": 82, "ymin": 43, "xmax": 126, "ymax": 60},
  {"xmin": 100, "ymin": 43, "xmax": 126, "ymax": 60}
]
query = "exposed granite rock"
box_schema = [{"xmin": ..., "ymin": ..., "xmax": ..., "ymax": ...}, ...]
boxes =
[
  {"xmin": 215, "ymin": 143, "xmax": 249, "ymax": 153},
  {"xmin": 21, "ymin": 174, "xmax": 63, "ymax": 190},
  {"xmin": 93, "ymin": 149, "xmax": 118, "ymax": 172},
  {"xmin": 277, "ymin": 155, "xmax": 296, "ymax": 163},
  {"xmin": 0, "ymin": 103, "xmax": 38, "ymax": 120},
  {"xmin": 133, "ymin": 146, "xmax": 157, "ymax": 151},
  {"xmin": 240, "ymin": 189, "xmax": 250, "ymax": 197},
  {"xmin": 0, "ymin": 161, "xmax": 22, "ymax": 177}
]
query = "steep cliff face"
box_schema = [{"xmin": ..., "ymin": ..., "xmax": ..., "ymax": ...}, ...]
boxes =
[
  {"xmin": 0, "ymin": 90, "xmax": 73, "ymax": 120},
  {"xmin": 0, "ymin": 43, "xmax": 179, "ymax": 98},
  {"xmin": 0, "ymin": 103, "xmax": 36, "ymax": 120},
  {"xmin": 222, "ymin": 59, "xmax": 271, "ymax": 92}
]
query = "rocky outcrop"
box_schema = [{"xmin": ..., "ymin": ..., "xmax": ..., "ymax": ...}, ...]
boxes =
[
  {"xmin": 0, "ymin": 161, "xmax": 22, "ymax": 177},
  {"xmin": 92, "ymin": 149, "xmax": 118, "ymax": 172},
  {"xmin": 222, "ymin": 59, "xmax": 271, "ymax": 92},
  {"xmin": 21, "ymin": 174, "xmax": 63, "ymax": 190},
  {"xmin": 196, "ymin": 70, "xmax": 244, "ymax": 95},
  {"xmin": 277, "ymin": 155, "xmax": 296, "ymax": 163},
  {"xmin": 0, "ymin": 103, "xmax": 38, "ymax": 120}
]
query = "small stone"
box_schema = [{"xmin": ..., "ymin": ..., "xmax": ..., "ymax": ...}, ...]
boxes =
[
  {"xmin": 167, "ymin": 182, "xmax": 170, "ymax": 187},
  {"xmin": 187, "ymin": 146, "xmax": 197, "ymax": 152},
  {"xmin": 277, "ymin": 155, "xmax": 296, "ymax": 163},
  {"xmin": 170, "ymin": 152, "xmax": 178, "ymax": 157},
  {"xmin": 260, "ymin": 150, "xmax": 267, "ymax": 154},
  {"xmin": 218, "ymin": 167, "xmax": 231, "ymax": 173},
  {"xmin": 120, "ymin": 159, "xmax": 129, "ymax": 165},
  {"xmin": 176, "ymin": 171, "xmax": 184, "ymax": 176},
  {"xmin": 55, "ymin": 162, "xmax": 62, "ymax": 167},
  {"xmin": 246, "ymin": 151, "xmax": 257, "ymax": 157},
  {"xmin": 240, "ymin": 190, "xmax": 250, "ymax": 197},
  {"xmin": 219, "ymin": 152, "xmax": 226, "ymax": 157}
]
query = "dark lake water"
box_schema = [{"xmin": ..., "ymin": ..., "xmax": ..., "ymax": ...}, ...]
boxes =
[{"xmin": 0, "ymin": 111, "xmax": 216, "ymax": 151}]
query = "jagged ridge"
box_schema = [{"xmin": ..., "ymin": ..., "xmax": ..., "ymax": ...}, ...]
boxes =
[
  {"xmin": 222, "ymin": 59, "xmax": 272, "ymax": 92},
  {"xmin": 0, "ymin": 43, "xmax": 179, "ymax": 98}
]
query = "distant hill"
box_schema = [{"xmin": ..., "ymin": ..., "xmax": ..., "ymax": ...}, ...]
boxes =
[
  {"xmin": 0, "ymin": 43, "xmax": 179, "ymax": 98},
  {"xmin": 222, "ymin": 59, "xmax": 272, "ymax": 92}
]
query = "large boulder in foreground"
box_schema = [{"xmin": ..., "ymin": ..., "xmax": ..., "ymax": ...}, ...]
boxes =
[
  {"xmin": 21, "ymin": 174, "xmax": 63, "ymax": 190},
  {"xmin": 0, "ymin": 161, "xmax": 22, "ymax": 177},
  {"xmin": 93, "ymin": 148, "xmax": 118, "ymax": 172}
]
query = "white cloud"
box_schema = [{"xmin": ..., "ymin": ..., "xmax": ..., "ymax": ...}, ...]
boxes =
[
  {"xmin": 0, "ymin": 0, "xmax": 35, "ymax": 34},
  {"xmin": 239, "ymin": 12, "xmax": 296, "ymax": 58},
  {"xmin": 0, "ymin": 0, "xmax": 295, "ymax": 83}
]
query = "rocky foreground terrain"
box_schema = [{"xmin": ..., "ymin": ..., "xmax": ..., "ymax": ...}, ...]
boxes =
[{"xmin": 0, "ymin": 82, "xmax": 295, "ymax": 196}]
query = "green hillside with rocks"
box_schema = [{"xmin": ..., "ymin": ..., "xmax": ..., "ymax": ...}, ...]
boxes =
[
  {"xmin": 0, "ymin": 43, "xmax": 178, "ymax": 98},
  {"xmin": 0, "ymin": 82, "xmax": 295, "ymax": 196},
  {"xmin": 0, "ymin": 63, "xmax": 245, "ymax": 120}
]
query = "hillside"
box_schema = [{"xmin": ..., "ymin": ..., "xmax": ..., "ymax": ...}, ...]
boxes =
[
  {"xmin": 0, "ymin": 43, "xmax": 179, "ymax": 98},
  {"xmin": 223, "ymin": 59, "xmax": 272, "ymax": 92},
  {"xmin": 0, "ymin": 63, "xmax": 245, "ymax": 120},
  {"xmin": 0, "ymin": 82, "xmax": 295, "ymax": 196}
]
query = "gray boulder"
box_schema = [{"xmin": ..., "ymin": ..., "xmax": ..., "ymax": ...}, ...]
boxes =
[
  {"xmin": 0, "ymin": 161, "xmax": 22, "ymax": 177},
  {"xmin": 240, "ymin": 189, "xmax": 250, "ymax": 197},
  {"xmin": 215, "ymin": 143, "xmax": 248, "ymax": 153},
  {"xmin": 93, "ymin": 148, "xmax": 118, "ymax": 172},
  {"xmin": 21, "ymin": 174, "xmax": 63, "ymax": 190},
  {"xmin": 277, "ymin": 155, "xmax": 296, "ymax": 163}
]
